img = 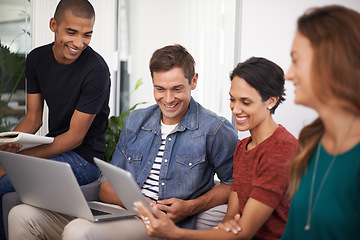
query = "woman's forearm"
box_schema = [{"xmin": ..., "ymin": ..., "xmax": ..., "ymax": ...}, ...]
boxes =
[{"xmin": 174, "ymin": 227, "xmax": 251, "ymax": 240}]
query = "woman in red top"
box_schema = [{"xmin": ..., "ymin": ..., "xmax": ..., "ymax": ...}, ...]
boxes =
[{"xmin": 135, "ymin": 57, "xmax": 298, "ymax": 240}]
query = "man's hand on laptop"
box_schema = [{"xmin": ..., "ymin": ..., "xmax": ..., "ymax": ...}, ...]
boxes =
[{"xmin": 156, "ymin": 198, "xmax": 194, "ymax": 223}]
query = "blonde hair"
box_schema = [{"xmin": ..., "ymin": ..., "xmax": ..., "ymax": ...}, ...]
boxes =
[{"xmin": 288, "ymin": 5, "xmax": 360, "ymax": 198}]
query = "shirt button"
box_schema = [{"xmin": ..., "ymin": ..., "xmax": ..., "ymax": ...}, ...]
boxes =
[
  {"xmin": 189, "ymin": 163, "xmax": 192, "ymax": 166},
  {"xmin": 164, "ymin": 159, "xmax": 168, "ymax": 163},
  {"xmin": 148, "ymin": 161, "xmax": 151, "ymax": 164},
  {"xmin": 161, "ymin": 182, "xmax": 165, "ymax": 186},
  {"xmin": 128, "ymin": 157, "xmax": 131, "ymax": 160},
  {"xmin": 168, "ymin": 137, "xmax": 172, "ymax": 141}
]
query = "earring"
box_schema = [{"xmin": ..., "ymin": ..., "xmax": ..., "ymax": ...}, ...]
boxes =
[{"xmin": 268, "ymin": 106, "xmax": 272, "ymax": 110}]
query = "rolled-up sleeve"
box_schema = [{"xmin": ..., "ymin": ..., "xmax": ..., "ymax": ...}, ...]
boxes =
[{"xmin": 209, "ymin": 119, "xmax": 238, "ymax": 186}]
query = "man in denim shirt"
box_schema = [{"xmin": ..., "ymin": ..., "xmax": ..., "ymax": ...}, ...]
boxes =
[
  {"xmin": 98, "ymin": 44, "xmax": 238, "ymax": 233},
  {"xmin": 8, "ymin": 44, "xmax": 238, "ymax": 240}
]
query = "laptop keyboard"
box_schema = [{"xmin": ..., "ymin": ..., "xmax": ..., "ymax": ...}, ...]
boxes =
[{"xmin": 90, "ymin": 208, "xmax": 111, "ymax": 216}]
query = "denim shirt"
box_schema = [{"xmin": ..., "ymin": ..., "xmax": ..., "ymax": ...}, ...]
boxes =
[{"xmin": 101, "ymin": 97, "xmax": 238, "ymax": 228}]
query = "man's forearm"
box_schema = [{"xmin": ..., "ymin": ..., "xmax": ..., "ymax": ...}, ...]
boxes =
[
  {"xmin": 187, "ymin": 183, "xmax": 230, "ymax": 216},
  {"xmin": 19, "ymin": 110, "xmax": 95, "ymax": 159},
  {"xmin": 13, "ymin": 114, "xmax": 42, "ymax": 134},
  {"xmin": 19, "ymin": 131, "xmax": 82, "ymax": 158}
]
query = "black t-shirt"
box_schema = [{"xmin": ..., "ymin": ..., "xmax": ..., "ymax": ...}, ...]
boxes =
[{"xmin": 25, "ymin": 43, "xmax": 110, "ymax": 164}]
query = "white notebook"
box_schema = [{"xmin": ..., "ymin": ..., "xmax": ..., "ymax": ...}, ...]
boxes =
[{"xmin": 0, "ymin": 132, "xmax": 54, "ymax": 151}]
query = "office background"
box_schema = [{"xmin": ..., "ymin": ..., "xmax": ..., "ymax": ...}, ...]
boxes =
[{"xmin": 1, "ymin": 0, "xmax": 360, "ymax": 139}]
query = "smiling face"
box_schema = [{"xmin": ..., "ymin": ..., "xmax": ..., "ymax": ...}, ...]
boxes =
[
  {"xmin": 286, "ymin": 31, "xmax": 319, "ymax": 109},
  {"xmin": 50, "ymin": 11, "xmax": 94, "ymax": 65},
  {"xmin": 153, "ymin": 67, "xmax": 197, "ymax": 125},
  {"xmin": 229, "ymin": 76, "xmax": 274, "ymax": 132}
]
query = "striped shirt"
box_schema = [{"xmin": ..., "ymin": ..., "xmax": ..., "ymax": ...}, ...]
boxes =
[{"xmin": 141, "ymin": 122, "xmax": 178, "ymax": 201}]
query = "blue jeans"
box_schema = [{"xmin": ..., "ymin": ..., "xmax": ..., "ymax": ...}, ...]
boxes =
[{"xmin": 0, "ymin": 151, "xmax": 100, "ymax": 197}]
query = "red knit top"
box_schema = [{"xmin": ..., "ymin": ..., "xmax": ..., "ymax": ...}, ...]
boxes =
[{"xmin": 230, "ymin": 125, "xmax": 298, "ymax": 240}]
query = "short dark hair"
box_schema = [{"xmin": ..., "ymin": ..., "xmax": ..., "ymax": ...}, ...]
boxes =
[
  {"xmin": 149, "ymin": 44, "xmax": 195, "ymax": 83},
  {"xmin": 54, "ymin": 0, "xmax": 95, "ymax": 24},
  {"xmin": 230, "ymin": 57, "xmax": 285, "ymax": 114}
]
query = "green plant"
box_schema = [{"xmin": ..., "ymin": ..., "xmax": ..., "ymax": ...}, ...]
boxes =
[
  {"xmin": 0, "ymin": 41, "xmax": 26, "ymax": 132},
  {"xmin": 105, "ymin": 78, "xmax": 146, "ymax": 162}
]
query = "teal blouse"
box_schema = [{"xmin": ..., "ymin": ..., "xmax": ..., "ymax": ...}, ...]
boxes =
[{"xmin": 281, "ymin": 142, "xmax": 360, "ymax": 239}]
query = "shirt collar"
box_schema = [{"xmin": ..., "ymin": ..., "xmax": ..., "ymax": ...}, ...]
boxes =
[{"xmin": 142, "ymin": 97, "xmax": 199, "ymax": 133}]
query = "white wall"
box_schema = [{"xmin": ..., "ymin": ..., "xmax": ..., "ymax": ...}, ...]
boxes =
[
  {"xmin": 126, "ymin": 0, "xmax": 360, "ymax": 139},
  {"xmin": 238, "ymin": 0, "xmax": 360, "ymax": 139},
  {"xmin": 90, "ymin": 0, "xmax": 117, "ymax": 117},
  {"xmin": 127, "ymin": 0, "xmax": 236, "ymax": 121}
]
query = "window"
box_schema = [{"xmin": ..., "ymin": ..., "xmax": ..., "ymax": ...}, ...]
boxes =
[{"xmin": 0, "ymin": 0, "xmax": 30, "ymax": 131}]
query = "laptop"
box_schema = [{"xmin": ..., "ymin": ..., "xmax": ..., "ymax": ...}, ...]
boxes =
[
  {"xmin": 0, "ymin": 151, "xmax": 136, "ymax": 222},
  {"xmin": 93, "ymin": 157, "xmax": 151, "ymax": 215}
]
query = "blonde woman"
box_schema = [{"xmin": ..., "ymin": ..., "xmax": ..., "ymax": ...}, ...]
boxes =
[{"xmin": 282, "ymin": 5, "xmax": 360, "ymax": 239}]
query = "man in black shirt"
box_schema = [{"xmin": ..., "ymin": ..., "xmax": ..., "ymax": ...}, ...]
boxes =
[{"xmin": 0, "ymin": 0, "xmax": 110, "ymax": 194}]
